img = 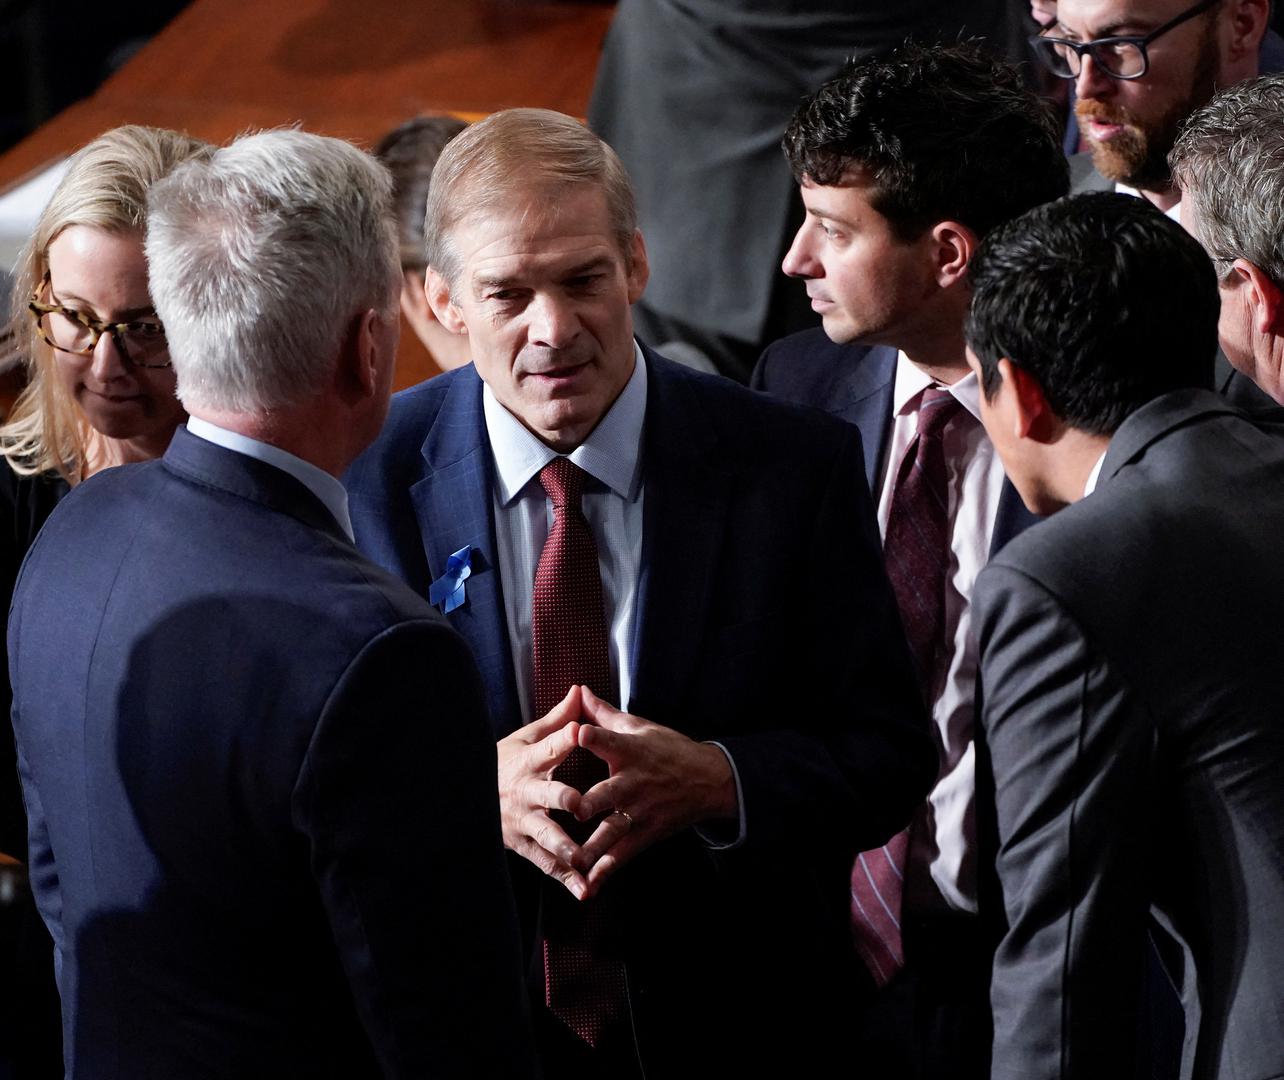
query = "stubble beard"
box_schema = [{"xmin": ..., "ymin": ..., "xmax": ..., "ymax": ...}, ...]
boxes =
[{"xmin": 1076, "ymin": 27, "xmax": 1220, "ymax": 191}]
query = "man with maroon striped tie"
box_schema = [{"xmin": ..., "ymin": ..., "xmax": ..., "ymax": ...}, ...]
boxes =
[{"xmin": 754, "ymin": 43, "xmax": 1069, "ymax": 1078}]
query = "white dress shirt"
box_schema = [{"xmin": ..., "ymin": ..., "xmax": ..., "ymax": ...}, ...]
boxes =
[
  {"xmin": 484, "ymin": 345, "xmax": 648, "ymax": 723},
  {"xmin": 1115, "ymin": 181, "xmax": 1183, "ymax": 223},
  {"xmin": 484, "ymin": 345, "xmax": 746, "ymax": 845},
  {"xmin": 1084, "ymin": 449, "xmax": 1109, "ymax": 497},
  {"xmin": 186, "ymin": 416, "xmax": 354, "ymax": 541},
  {"xmin": 875, "ymin": 353, "xmax": 1006, "ymax": 915}
]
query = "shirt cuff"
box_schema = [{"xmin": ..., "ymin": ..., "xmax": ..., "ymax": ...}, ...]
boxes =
[{"xmin": 694, "ymin": 741, "xmax": 746, "ymax": 850}]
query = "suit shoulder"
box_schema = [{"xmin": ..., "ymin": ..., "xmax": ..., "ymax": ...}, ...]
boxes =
[
  {"xmin": 753, "ymin": 330, "xmax": 890, "ymax": 412},
  {"xmin": 380, "ymin": 368, "xmax": 462, "ymax": 444},
  {"xmin": 656, "ymin": 353, "xmax": 860, "ymax": 464},
  {"xmin": 22, "ymin": 459, "xmax": 154, "ymax": 553},
  {"xmin": 346, "ymin": 366, "xmax": 475, "ymax": 494},
  {"xmin": 987, "ymin": 407, "xmax": 1284, "ymax": 616},
  {"xmin": 758, "ymin": 327, "xmax": 847, "ymax": 367}
]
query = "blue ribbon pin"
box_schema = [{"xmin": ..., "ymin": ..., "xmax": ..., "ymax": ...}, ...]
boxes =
[{"xmin": 429, "ymin": 545, "xmax": 473, "ymax": 614}]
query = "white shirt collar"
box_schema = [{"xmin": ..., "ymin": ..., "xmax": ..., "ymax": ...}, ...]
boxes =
[
  {"xmin": 891, "ymin": 350, "xmax": 984, "ymax": 422},
  {"xmin": 1083, "ymin": 448, "xmax": 1109, "ymax": 497},
  {"xmin": 483, "ymin": 341, "xmax": 647, "ymax": 506},
  {"xmin": 185, "ymin": 415, "xmax": 354, "ymax": 540},
  {"xmin": 1114, "ymin": 182, "xmax": 1183, "ymax": 223}
]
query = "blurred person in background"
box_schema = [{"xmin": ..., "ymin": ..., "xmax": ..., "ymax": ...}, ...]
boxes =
[
  {"xmin": 589, "ymin": 0, "xmax": 1029, "ymax": 382},
  {"xmin": 374, "ymin": 114, "xmax": 470, "ymax": 377}
]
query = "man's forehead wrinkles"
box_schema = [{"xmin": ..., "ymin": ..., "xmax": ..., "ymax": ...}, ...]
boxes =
[{"xmin": 467, "ymin": 239, "xmax": 618, "ymax": 279}]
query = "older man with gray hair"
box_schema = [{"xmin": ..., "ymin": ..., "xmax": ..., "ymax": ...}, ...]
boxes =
[
  {"xmin": 8, "ymin": 128, "xmax": 536, "ymax": 1079},
  {"xmin": 346, "ymin": 107, "xmax": 932, "ymax": 1077},
  {"xmin": 1171, "ymin": 72, "xmax": 1284, "ymax": 404}
]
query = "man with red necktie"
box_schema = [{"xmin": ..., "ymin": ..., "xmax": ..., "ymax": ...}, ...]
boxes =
[{"xmin": 346, "ymin": 106, "xmax": 933, "ymax": 1077}]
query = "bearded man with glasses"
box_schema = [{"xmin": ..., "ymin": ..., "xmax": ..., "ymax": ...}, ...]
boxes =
[
  {"xmin": 1034, "ymin": 0, "xmax": 1276, "ymax": 417},
  {"xmin": 1034, "ymin": 0, "xmax": 1268, "ymax": 212}
]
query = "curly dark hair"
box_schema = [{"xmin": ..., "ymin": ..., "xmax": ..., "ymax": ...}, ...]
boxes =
[{"xmin": 783, "ymin": 41, "xmax": 1068, "ymax": 241}]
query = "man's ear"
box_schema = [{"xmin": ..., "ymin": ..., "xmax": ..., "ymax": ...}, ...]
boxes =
[
  {"xmin": 338, "ymin": 307, "xmax": 382, "ymax": 400},
  {"xmin": 999, "ymin": 357, "xmax": 1056, "ymax": 443},
  {"xmin": 625, "ymin": 230, "xmax": 650, "ymax": 305},
  {"xmin": 425, "ymin": 268, "xmax": 468, "ymax": 335},
  {"xmin": 930, "ymin": 220, "xmax": 979, "ymax": 290},
  {"xmin": 400, "ymin": 269, "xmax": 435, "ymax": 325},
  {"xmin": 1225, "ymin": 0, "xmax": 1269, "ymax": 62},
  {"xmin": 1234, "ymin": 258, "xmax": 1284, "ymax": 336}
]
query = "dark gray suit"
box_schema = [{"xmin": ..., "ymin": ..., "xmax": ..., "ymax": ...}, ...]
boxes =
[{"xmin": 975, "ymin": 389, "xmax": 1284, "ymax": 1080}]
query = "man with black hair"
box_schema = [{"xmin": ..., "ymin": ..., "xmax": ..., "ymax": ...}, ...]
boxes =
[
  {"xmin": 752, "ymin": 42, "xmax": 1068, "ymax": 1078},
  {"xmin": 966, "ymin": 191, "xmax": 1284, "ymax": 1080}
]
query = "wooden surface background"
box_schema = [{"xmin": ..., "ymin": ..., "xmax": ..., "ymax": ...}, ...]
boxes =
[{"xmin": 0, "ymin": 0, "xmax": 616, "ymax": 393}]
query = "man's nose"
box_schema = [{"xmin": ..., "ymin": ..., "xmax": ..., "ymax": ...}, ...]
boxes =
[
  {"xmin": 782, "ymin": 223, "xmax": 819, "ymax": 279},
  {"xmin": 1075, "ymin": 51, "xmax": 1116, "ymax": 102},
  {"xmin": 527, "ymin": 295, "xmax": 580, "ymax": 349}
]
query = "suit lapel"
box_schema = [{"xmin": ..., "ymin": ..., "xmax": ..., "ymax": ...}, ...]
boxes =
[
  {"xmin": 830, "ymin": 345, "xmax": 897, "ymax": 493},
  {"xmin": 629, "ymin": 352, "xmax": 728, "ymax": 719},
  {"xmin": 408, "ymin": 370, "xmax": 522, "ymax": 735}
]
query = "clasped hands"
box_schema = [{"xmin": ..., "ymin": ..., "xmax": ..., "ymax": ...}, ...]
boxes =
[{"xmin": 498, "ymin": 685, "xmax": 736, "ymax": 900}]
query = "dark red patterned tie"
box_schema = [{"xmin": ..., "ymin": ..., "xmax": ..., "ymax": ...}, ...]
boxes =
[
  {"xmin": 850, "ymin": 386, "xmax": 962, "ymax": 986},
  {"xmin": 531, "ymin": 457, "xmax": 627, "ymax": 1046}
]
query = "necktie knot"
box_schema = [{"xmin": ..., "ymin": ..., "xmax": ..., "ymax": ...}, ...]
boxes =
[
  {"xmin": 917, "ymin": 387, "xmax": 962, "ymax": 442},
  {"xmin": 539, "ymin": 457, "xmax": 584, "ymax": 510}
]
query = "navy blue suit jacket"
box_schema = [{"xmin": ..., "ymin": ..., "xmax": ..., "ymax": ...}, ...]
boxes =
[
  {"xmin": 345, "ymin": 347, "xmax": 935, "ymax": 1074},
  {"xmin": 754, "ymin": 328, "xmax": 1039, "ymax": 1076},
  {"xmin": 8, "ymin": 429, "xmax": 536, "ymax": 1079},
  {"xmin": 753, "ymin": 329, "xmax": 1039, "ymax": 553}
]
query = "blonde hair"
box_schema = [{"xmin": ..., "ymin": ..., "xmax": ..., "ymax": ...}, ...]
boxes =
[{"xmin": 0, "ymin": 125, "xmax": 212, "ymax": 481}]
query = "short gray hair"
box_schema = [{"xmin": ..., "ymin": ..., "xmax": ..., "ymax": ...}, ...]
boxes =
[
  {"xmin": 424, "ymin": 108, "xmax": 637, "ymax": 290},
  {"xmin": 145, "ymin": 129, "xmax": 399, "ymax": 414},
  {"xmin": 1170, "ymin": 73, "xmax": 1284, "ymax": 288}
]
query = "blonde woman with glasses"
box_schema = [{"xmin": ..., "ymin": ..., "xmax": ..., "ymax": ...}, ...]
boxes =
[{"xmin": 0, "ymin": 125, "xmax": 209, "ymax": 1077}]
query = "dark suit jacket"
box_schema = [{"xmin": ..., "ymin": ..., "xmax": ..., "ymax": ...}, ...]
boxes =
[
  {"xmin": 753, "ymin": 328, "xmax": 1038, "ymax": 1078},
  {"xmin": 753, "ymin": 329, "xmax": 1039, "ymax": 557},
  {"xmin": 344, "ymin": 347, "xmax": 935, "ymax": 1075},
  {"xmin": 8, "ymin": 429, "xmax": 536, "ymax": 1080},
  {"xmin": 975, "ymin": 389, "xmax": 1284, "ymax": 1080}
]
